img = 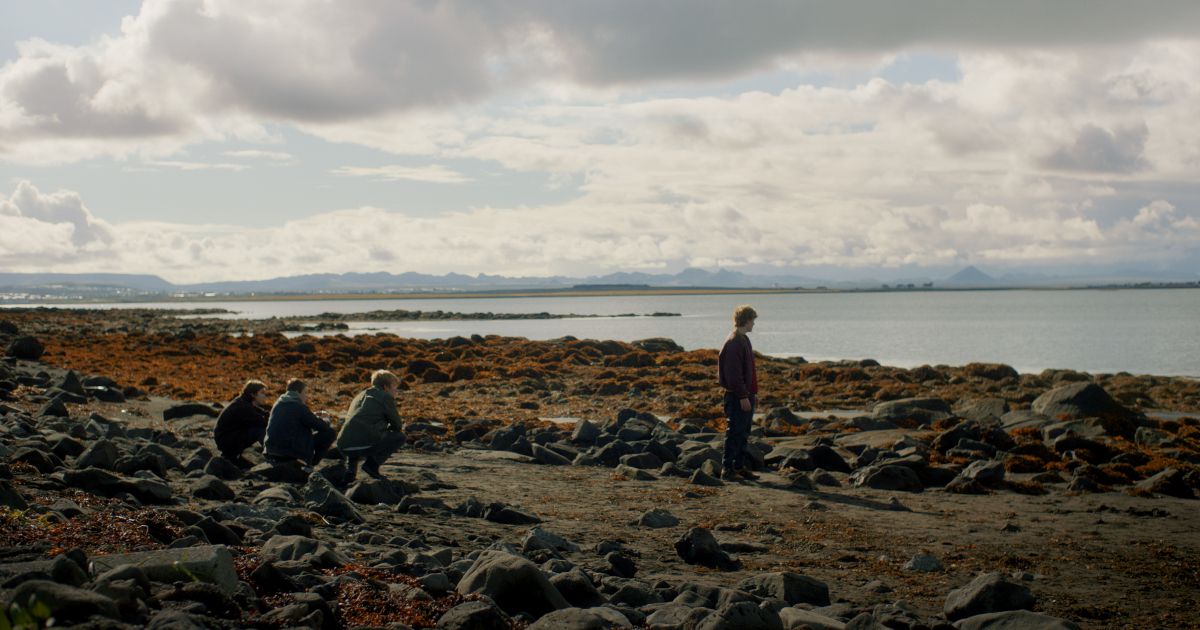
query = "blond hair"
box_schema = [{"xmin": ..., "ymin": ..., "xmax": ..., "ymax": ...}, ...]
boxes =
[
  {"xmin": 371, "ymin": 369, "xmax": 399, "ymax": 389},
  {"xmin": 733, "ymin": 305, "xmax": 757, "ymax": 327}
]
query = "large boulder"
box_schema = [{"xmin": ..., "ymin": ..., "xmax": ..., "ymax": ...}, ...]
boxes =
[
  {"xmin": 456, "ymin": 550, "xmax": 569, "ymax": 619},
  {"xmin": 299, "ymin": 474, "xmax": 363, "ymax": 523},
  {"xmin": 259, "ymin": 535, "xmax": 349, "ymax": 568},
  {"xmin": 90, "ymin": 545, "xmax": 240, "ymax": 593},
  {"xmin": 850, "ymin": 465, "xmax": 923, "ymax": 492},
  {"xmin": 944, "ymin": 573, "xmax": 1036, "ymax": 621},
  {"xmin": 1135, "ymin": 468, "xmax": 1194, "ymax": 499},
  {"xmin": 872, "ymin": 398, "xmax": 953, "ymax": 425},
  {"xmin": 437, "ymin": 599, "xmax": 511, "ymax": 629},
  {"xmin": 738, "ymin": 572, "xmax": 830, "ymax": 606},
  {"xmin": 527, "ymin": 607, "xmax": 631, "ymax": 629},
  {"xmin": 6, "ymin": 336, "xmax": 44, "ymax": 360},
  {"xmin": 3, "ymin": 580, "xmax": 119, "ymax": 624},
  {"xmin": 674, "ymin": 528, "xmax": 740, "ymax": 571},
  {"xmin": 954, "ymin": 610, "xmax": 1081, "ymax": 629},
  {"xmin": 1030, "ymin": 383, "xmax": 1139, "ymax": 438},
  {"xmin": 696, "ymin": 601, "xmax": 783, "ymax": 630}
]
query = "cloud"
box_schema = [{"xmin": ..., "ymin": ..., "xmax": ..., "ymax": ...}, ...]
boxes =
[
  {"xmin": 1041, "ymin": 123, "xmax": 1150, "ymax": 173},
  {"xmin": 223, "ymin": 149, "xmax": 293, "ymax": 161},
  {"xmin": 330, "ymin": 164, "xmax": 472, "ymax": 184},
  {"xmin": 145, "ymin": 159, "xmax": 248, "ymax": 171},
  {"xmin": 1, "ymin": 179, "xmax": 1196, "ymax": 283},
  {"xmin": 0, "ymin": 180, "xmax": 114, "ymax": 247},
  {"xmin": 2, "ymin": 1, "xmax": 1200, "ymax": 163}
]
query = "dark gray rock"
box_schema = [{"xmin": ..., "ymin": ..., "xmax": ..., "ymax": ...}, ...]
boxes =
[
  {"xmin": 571, "ymin": 419, "xmax": 602, "ymax": 444},
  {"xmin": 91, "ymin": 545, "xmax": 240, "ymax": 593},
  {"xmin": 37, "ymin": 397, "xmax": 70, "ymax": 418},
  {"xmin": 635, "ymin": 508, "xmax": 680, "ymax": 528},
  {"xmin": 456, "ymin": 550, "xmax": 570, "ymax": 619},
  {"xmin": 7, "ymin": 336, "xmax": 44, "ymax": 360},
  {"xmin": 347, "ymin": 478, "xmax": 405, "ymax": 505},
  {"xmin": 944, "ymin": 572, "xmax": 1036, "ymax": 621},
  {"xmin": 533, "ymin": 443, "xmax": 572, "ymax": 466},
  {"xmin": 522, "ymin": 527, "xmax": 580, "ymax": 554},
  {"xmin": 0, "ymin": 479, "xmax": 29, "ymax": 510},
  {"xmin": 696, "ymin": 601, "xmax": 783, "ymax": 630},
  {"xmin": 955, "ymin": 610, "xmax": 1081, "ymax": 629},
  {"xmin": 191, "ymin": 475, "xmax": 235, "ymax": 501},
  {"xmin": 961, "ymin": 460, "xmax": 1006, "ymax": 485},
  {"xmin": 163, "ymin": 402, "xmax": 220, "ymax": 421},
  {"xmin": 527, "ymin": 606, "xmax": 631, "ymax": 629},
  {"xmin": 1135, "ymin": 468, "xmax": 1194, "ymax": 499},
  {"xmin": 872, "ymin": 397, "xmax": 953, "ymax": 425},
  {"xmin": 904, "ymin": 553, "xmax": 943, "ymax": 572},
  {"xmin": 956, "ymin": 397, "xmax": 1010, "ymax": 422},
  {"xmin": 689, "ymin": 469, "xmax": 723, "ymax": 487},
  {"xmin": 250, "ymin": 460, "xmax": 309, "ymax": 483},
  {"xmin": 674, "ymin": 528, "xmax": 740, "ymax": 571},
  {"xmin": 850, "ymin": 465, "xmax": 923, "ymax": 492},
  {"xmin": 437, "ymin": 599, "xmax": 511, "ymax": 629},
  {"xmin": 203, "ymin": 456, "xmax": 242, "ymax": 480},
  {"xmin": 299, "ymin": 474, "xmax": 363, "ymax": 523},
  {"xmin": 259, "ymin": 535, "xmax": 349, "ymax": 568},
  {"xmin": 1031, "ymin": 383, "xmax": 1139, "ymax": 438},
  {"xmin": 647, "ymin": 603, "xmax": 712, "ymax": 629},
  {"xmin": 738, "ymin": 572, "xmax": 830, "ymax": 606},
  {"xmin": 484, "ymin": 503, "xmax": 542, "ymax": 525},
  {"xmin": 549, "ymin": 568, "xmax": 607, "ymax": 608},
  {"xmin": 3, "ymin": 580, "xmax": 118, "ymax": 624}
]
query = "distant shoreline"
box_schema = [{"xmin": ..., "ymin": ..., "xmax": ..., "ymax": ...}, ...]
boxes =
[{"xmin": 2, "ymin": 282, "xmax": 1198, "ymax": 305}]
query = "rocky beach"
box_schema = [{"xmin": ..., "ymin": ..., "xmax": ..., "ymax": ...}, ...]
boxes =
[{"xmin": 0, "ymin": 307, "xmax": 1197, "ymax": 629}]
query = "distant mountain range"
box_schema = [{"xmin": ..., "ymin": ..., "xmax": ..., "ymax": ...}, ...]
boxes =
[{"xmin": 0, "ymin": 266, "xmax": 1196, "ymax": 299}]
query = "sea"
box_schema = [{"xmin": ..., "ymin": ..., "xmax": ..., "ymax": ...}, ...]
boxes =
[{"xmin": 8, "ymin": 289, "xmax": 1200, "ymax": 377}]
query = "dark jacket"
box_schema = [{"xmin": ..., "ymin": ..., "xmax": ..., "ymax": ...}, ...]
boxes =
[
  {"xmin": 336, "ymin": 386, "xmax": 404, "ymax": 451},
  {"xmin": 718, "ymin": 331, "xmax": 758, "ymax": 399},
  {"xmin": 213, "ymin": 393, "xmax": 268, "ymax": 454},
  {"xmin": 263, "ymin": 391, "xmax": 335, "ymax": 462}
]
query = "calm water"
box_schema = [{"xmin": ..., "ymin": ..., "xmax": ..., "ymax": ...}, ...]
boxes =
[{"xmin": 9, "ymin": 290, "xmax": 1200, "ymax": 377}]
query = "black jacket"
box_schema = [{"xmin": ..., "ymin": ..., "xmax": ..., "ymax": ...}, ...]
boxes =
[
  {"xmin": 263, "ymin": 392, "xmax": 335, "ymax": 462},
  {"xmin": 213, "ymin": 393, "xmax": 269, "ymax": 452}
]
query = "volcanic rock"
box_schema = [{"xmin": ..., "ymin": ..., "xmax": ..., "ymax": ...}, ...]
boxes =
[
  {"xmin": 456, "ymin": 550, "xmax": 570, "ymax": 619},
  {"xmin": 944, "ymin": 572, "xmax": 1036, "ymax": 621}
]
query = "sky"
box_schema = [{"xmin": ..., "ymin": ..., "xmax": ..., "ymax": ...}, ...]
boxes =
[{"xmin": 1, "ymin": 1, "xmax": 1199, "ymax": 283}]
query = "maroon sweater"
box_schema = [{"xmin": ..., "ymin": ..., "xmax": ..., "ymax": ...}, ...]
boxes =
[{"xmin": 718, "ymin": 331, "xmax": 758, "ymax": 398}]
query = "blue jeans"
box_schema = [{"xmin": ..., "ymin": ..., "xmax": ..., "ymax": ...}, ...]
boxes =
[{"xmin": 723, "ymin": 392, "xmax": 755, "ymax": 471}]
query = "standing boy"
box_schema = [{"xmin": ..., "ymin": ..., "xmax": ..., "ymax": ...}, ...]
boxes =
[{"xmin": 718, "ymin": 305, "xmax": 758, "ymax": 481}]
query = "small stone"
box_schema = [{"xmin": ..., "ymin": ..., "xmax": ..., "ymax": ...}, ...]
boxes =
[{"xmin": 903, "ymin": 553, "xmax": 942, "ymax": 572}]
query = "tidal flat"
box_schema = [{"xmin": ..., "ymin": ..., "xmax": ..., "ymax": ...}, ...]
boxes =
[{"xmin": 0, "ymin": 308, "xmax": 1196, "ymax": 628}]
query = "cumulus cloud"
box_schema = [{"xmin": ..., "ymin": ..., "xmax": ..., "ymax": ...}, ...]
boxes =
[
  {"xmin": 3, "ymin": 1, "xmax": 1200, "ymax": 162},
  {"xmin": 1, "ymin": 3, "xmax": 1199, "ymax": 278},
  {"xmin": 0, "ymin": 180, "xmax": 114, "ymax": 248}
]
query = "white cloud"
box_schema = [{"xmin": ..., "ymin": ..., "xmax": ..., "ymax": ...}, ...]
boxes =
[
  {"xmin": 0, "ymin": 180, "xmax": 113, "ymax": 247},
  {"xmin": 145, "ymin": 159, "xmax": 247, "ymax": 171},
  {"xmin": 330, "ymin": 164, "xmax": 472, "ymax": 184},
  {"xmin": 0, "ymin": 4, "xmax": 1198, "ymax": 277},
  {"xmin": 223, "ymin": 149, "xmax": 293, "ymax": 161}
]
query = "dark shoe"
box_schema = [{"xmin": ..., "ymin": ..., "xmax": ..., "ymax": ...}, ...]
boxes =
[
  {"xmin": 231, "ymin": 455, "xmax": 254, "ymax": 470},
  {"xmin": 363, "ymin": 462, "xmax": 386, "ymax": 480},
  {"xmin": 720, "ymin": 468, "xmax": 737, "ymax": 481},
  {"xmin": 737, "ymin": 469, "xmax": 760, "ymax": 481}
]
